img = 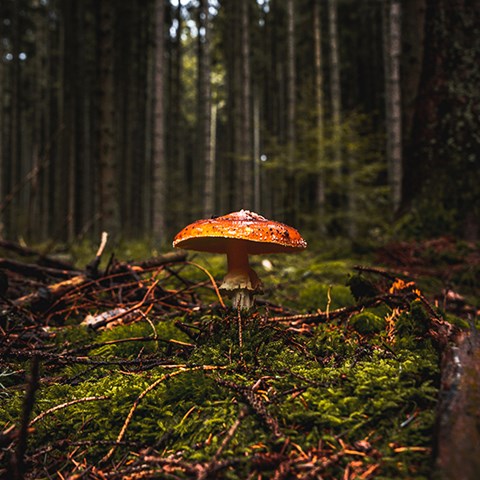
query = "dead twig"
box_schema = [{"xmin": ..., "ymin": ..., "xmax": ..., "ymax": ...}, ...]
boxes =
[
  {"xmin": 184, "ymin": 261, "xmax": 226, "ymax": 309},
  {"xmin": 29, "ymin": 396, "xmax": 109, "ymax": 427},
  {"xmin": 10, "ymin": 356, "xmax": 40, "ymax": 480},
  {"xmin": 85, "ymin": 231, "xmax": 109, "ymax": 277}
]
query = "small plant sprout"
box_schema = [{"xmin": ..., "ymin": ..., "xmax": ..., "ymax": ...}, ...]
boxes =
[{"xmin": 173, "ymin": 210, "xmax": 307, "ymax": 310}]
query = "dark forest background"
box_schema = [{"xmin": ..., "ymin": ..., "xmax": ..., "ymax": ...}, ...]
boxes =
[{"xmin": 0, "ymin": 0, "xmax": 478, "ymax": 248}]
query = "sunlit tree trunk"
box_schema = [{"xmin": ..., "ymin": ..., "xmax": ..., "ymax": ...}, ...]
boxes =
[
  {"xmin": 98, "ymin": 0, "xmax": 119, "ymax": 237},
  {"xmin": 313, "ymin": 0, "xmax": 326, "ymax": 234},
  {"xmin": 253, "ymin": 92, "xmax": 261, "ymax": 212},
  {"xmin": 240, "ymin": 0, "xmax": 252, "ymax": 209},
  {"xmin": 152, "ymin": 0, "xmax": 167, "ymax": 243},
  {"xmin": 384, "ymin": 0, "xmax": 402, "ymax": 211},
  {"xmin": 224, "ymin": 1, "xmax": 242, "ymax": 210}
]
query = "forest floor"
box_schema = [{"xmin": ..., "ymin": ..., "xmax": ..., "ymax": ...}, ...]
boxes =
[{"xmin": 0, "ymin": 236, "xmax": 478, "ymax": 479}]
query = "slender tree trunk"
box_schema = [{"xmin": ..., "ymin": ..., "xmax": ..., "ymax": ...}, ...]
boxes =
[
  {"xmin": 384, "ymin": 0, "xmax": 403, "ymax": 211},
  {"xmin": 9, "ymin": 0, "xmax": 21, "ymax": 238},
  {"xmin": 55, "ymin": 10, "xmax": 67, "ymax": 240},
  {"xmin": 81, "ymin": 0, "xmax": 96, "ymax": 240},
  {"xmin": 240, "ymin": 0, "xmax": 252, "ymax": 209},
  {"xmin": 0, "ymin": 21, "xmax": 4, "ymax": 237},
  {"xmin": 199, "ymin": 0, "xmax": 214, "ymax": 217},
  {"xmin": 152, "ymin": 0, "xmax": 167, "ymax": 242},
  {"xmin": 401, "ymin": 0, "xmax": 426, "ymax": 162},
  {"xmin": 168, "ymin": 3, "xmax": 185, "ymax": 222},
  {"xmin": 313, "ymin": 0, "xmax": 326, "ymax": 234},
  {"xmin": 41, "ymin": 8, "xmax": 53, "ymax": 241},
  {"xmin": 64, "ymin": 0, "xmax": 77, "ymax": 242},
  {"xmin": 286, "ymin": 0, "xmax": 296, "ymax": 222},
  {"xmin": 208, "ymin": 104, "xmax": 217, "ymax": 213},
  {"xmin": 328, "ymin": 0, "xmax": 342, "ymax": 183},
  {"xmin": 144, "ymin": 4, "xmax": 155, "ymax": 234},
  {"xmin": 98, "ymin": 0, "xmax": 119, "ymax": 237},
  {"xmin": 253, "ymin": 92, "xmax": 260, "ymax": 212}
]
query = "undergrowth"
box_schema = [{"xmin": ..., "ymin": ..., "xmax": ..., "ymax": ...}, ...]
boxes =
[{"xmin": 1, "ymin": 247, "xmax": 469, "ymax": 479}]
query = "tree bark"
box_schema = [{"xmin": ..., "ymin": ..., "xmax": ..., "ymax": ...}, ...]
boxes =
[
  {"xmin": 401, "ymin": 0, "xmax": 480, "ymax": 240},
  {"xmin": 384, "ymin": 0, "xmax": 403, "ymax": 212},
  {"xmin": 199, "ymin": 0, "xmax": 214, "ymax": 218},
  {"xmin": 328, "ymin": 0, "xmax": 342, "ymax": 183},
  {"xmin": 240, "ymin": 0, "xmax": 252, "ymax": 209},
  {"xmin": 313, "ymin": 0, "xmax": 326, "ymax": 234},
  {"xmin": 286, "ymin": 0, "xmax": 296, "ymax": 223},
  {"xmin": 152, "ymin": 0, "xmax": 167, "ymax": 243},
  {"xmin": 98, "ymin": 0, "xmax": 119, "ymax": 237},
  {"xmin": 401, "ymin": 0, "xmax": 426, "ymax": 149}
]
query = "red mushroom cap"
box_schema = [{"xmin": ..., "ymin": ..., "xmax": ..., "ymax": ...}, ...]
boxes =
[{"xmin": 173, "ymin": 210, "xmax": 307, "ymax": 254}]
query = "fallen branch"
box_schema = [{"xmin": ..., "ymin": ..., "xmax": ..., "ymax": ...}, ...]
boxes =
[
  {"xmin": 10, "ymin": 251, "xmax": 188, "ymax": 311},
  {"xmin": 0, "ymin": 258, "xmax": 81, "ymax": 280}
]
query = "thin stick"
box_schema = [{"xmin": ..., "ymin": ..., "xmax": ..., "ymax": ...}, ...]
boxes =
[
  {"xmin": 86, "ymin": 231, "xmax": 109, "ymax": 277},
  {"xmin": 184, "ymin": 261, "xmax": 226, "ymax": 309},
  {"xmin": 95, "ymin": 231, "xmax": 108, "ymax": 258},
  {"xmin": 29, "ymin": 396, "xmax": 109, "ymax": 426},
  {"xmin": 326, "ymin": 285, "xmax": 332, "ymax": 320}
]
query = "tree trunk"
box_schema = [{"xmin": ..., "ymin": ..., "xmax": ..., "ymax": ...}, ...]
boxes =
[
  {"xmin": 384, "ymin": 0, "xmax": 403, "ymax": 212},
  {"xmin": 313, "ymin": 0, "xmax": 326, "ymax": 234},
  {"xmin": 0, "ymin": 18, "xmax": 4, "ymax": 238},
  {"xmin": 328, "ymin": 0, "xmax": 342, "ymax": 184},
  {"xmin": 253, "ymin": 92, "xmax": 261, "ymax": 213},
  {"xmin": 401, "ymin": 0, "xmax": 426, "ymax": 148},
  {"xmin": 9, "ymin": 0, "xmax": 21, "ymax": 238},
  {"xmin": 199, "ymin": 0, "xmax": 214, "ymax": 218},
  {"xmin": 240, "ymin": 0, "xmax": 252, "ymax": 209},
  {"xmin": 168, "ymin": 3, "xmax": 186, "ymax": 223},
  {"xmin": 152, "ymin": 0, "xmax": 167, "ymax": 243},
  {"xmin": 98, "ymin": 0, "xmax": 119, "ymax": 237},
  {"xmin": 286, "ymin": 0, "xmax": 296, "ymax": 223}
]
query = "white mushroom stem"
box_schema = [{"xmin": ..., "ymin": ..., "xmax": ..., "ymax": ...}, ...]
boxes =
[{"xmin": 219, "ymin": 239, "xmax": 262, "ymax": 310}]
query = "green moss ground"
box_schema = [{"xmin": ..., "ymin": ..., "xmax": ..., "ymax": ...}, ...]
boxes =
[{"xmin": 0, "ymin": 249, "xmax": 467, "ymax": 479}]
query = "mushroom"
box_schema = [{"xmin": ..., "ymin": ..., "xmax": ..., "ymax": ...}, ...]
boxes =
[{"xmin": 173, "ymin": 209, "xmax": 307, "ymax": 310}]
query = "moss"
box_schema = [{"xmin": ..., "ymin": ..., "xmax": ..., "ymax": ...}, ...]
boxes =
[
  {"xmin": 350, "ymin": 311, "xmax": 386, "ymax": 334},
  {"xmin": 395, "ymin": 300, "xmax": 431, "ymax": 337},
  {"xmin": 0, "ymin": 256, "xmax": 447, "ymax": 478}
]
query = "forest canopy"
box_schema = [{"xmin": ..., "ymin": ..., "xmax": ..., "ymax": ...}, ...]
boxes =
[{"xmin": 0, "ymin": 0, "xmax": 478, "ymax": 246}]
